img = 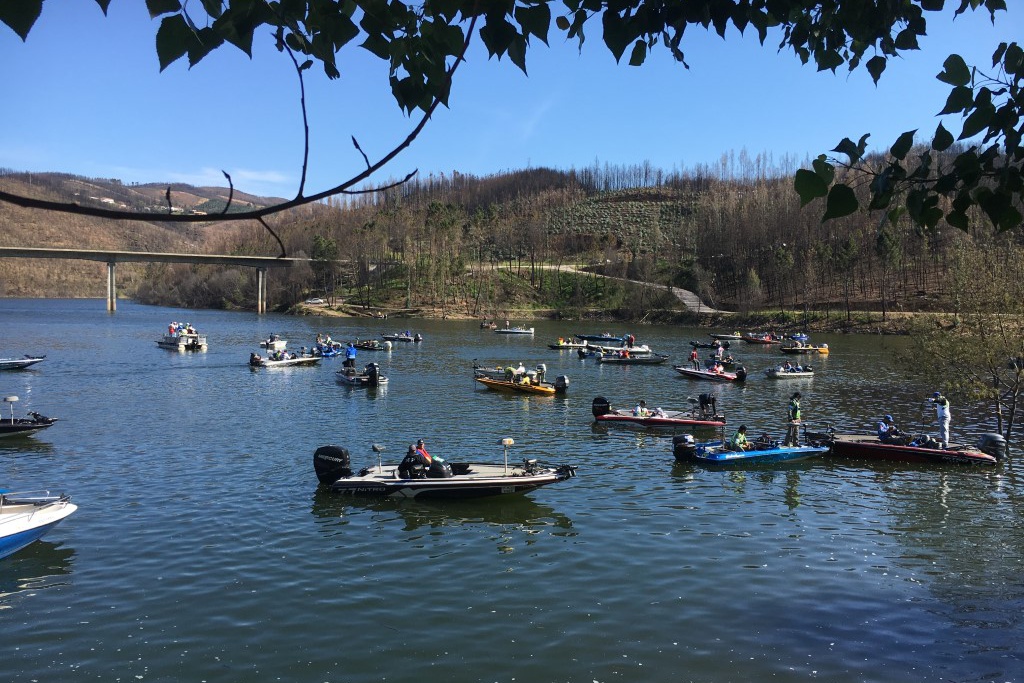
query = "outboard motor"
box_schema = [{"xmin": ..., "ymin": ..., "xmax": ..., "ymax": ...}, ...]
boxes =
[
  {"xmin": 554, "ymin": 375, "xmax": 570, "ymax": 394},
  {"xmin": 536, "ymin": 363, "xmax": 547, "ymax": 384},
  {"xmin": 314, "ymin": 445, "xmax": 352, "ymax": 484},
  {"xmin": 977, "ymin": 433, "xmax": 1008, "ymax": 461},
  {"xmin": 592, "ymin": 396, "xmax": 612, "ymax": 417},
  {"xmin": 366, "ymin": 363, "xmax": 380, "ymax": 386},
  {"xmin": 735, "ymin": 366, "xmax": 747, "ymax": 382},
  {"xmin": 673, "ymin": 434, "xmax": 697, "ymax": 462}
]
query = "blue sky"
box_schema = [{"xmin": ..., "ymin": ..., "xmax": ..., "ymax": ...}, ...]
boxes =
[{"xmin": 1, "ymin": 3, "xmax": 1019, "ymax": 198}]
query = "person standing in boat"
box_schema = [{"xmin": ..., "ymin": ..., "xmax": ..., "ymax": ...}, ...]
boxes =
[
  {"xmin": 785, "ymin": 392, "xmax": 802, "ymax": 446},
  {"xmin": 930, "ymin": 391, "xmax": 951, "ymax": 448},
  {"xmin": 689, "ymin": 347, "xmax": 700, "ymax": 369},
  {"xmin": 344, "ymin": 343, "xmax": 357, "ymax": 369}
]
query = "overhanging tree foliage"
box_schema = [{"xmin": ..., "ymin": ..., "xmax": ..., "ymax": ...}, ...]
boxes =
[{"xmin": 1, "ymin": 0, "xmax": 1018, "ymax": 235}]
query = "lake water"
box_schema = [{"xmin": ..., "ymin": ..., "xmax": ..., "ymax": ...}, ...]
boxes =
[{"xmin": 1, "ymin": 299, "xmax": 1021, "ymax": 682}]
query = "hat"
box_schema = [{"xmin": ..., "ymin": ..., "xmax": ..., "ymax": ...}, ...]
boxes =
[
  {"xmin": 416, "ymin": 439, "xmax": 424, "ymax": 446},
  {"xmin": 791, "ymin": 392, "xmax": 801, "ymax": 399},
  {"xmin": 933, "ymin": 391, "xmax": 941, "ymax": 397},
  {"xmin": 884, "ymin": 414, "xmax": 894, "ymax": 422}
]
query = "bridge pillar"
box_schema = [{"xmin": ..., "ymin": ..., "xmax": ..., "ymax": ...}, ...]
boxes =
[
  {"xmin": 107, "ymin": 261, "xmax": 116, "ymax": 312},
  {"xmin": 257, "ymin": 268, "xmax": 267, "ymax": 314}
]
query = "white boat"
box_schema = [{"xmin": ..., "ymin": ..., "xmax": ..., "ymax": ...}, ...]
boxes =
[
  {"xmin": 0, "ymin": 491, "xmax": 77, "ymax": 560},
  {"xmin": 495, "ymin": 326, "xmax": 534, "ymax": 335},
  {"xmin": 314, "ymin": 440, "xmax": 576, "ymax": 499},
  {"xmin": 259, "ymin": 334, "xmax": 287, "ymax": 351},
  {"xmin": 0, "ymin": 355, "xmax": 46, "ymax": 371},
  {"xmin": 157, "ymin": 332, "xmax": 207, "ymax": 351},
  {"xmin": 249, "ymin": 352, "xmax": 321, "ymax": 368},
  {"xmin": 765, "ymin": 365, "xmax": 814, "ymax": 379},
  {"xmin": 336, "ymin": 362, "xmax": 388, "ymax": 387}
]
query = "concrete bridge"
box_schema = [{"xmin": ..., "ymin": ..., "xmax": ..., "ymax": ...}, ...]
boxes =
[{"xmin": 0, "ymin": 247, "xmax": 302, "ymax": 313}]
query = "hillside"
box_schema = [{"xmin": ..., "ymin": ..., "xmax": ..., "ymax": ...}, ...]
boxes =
[{"xmin": 0, "ymin": 170, "xmax": 285, "ymax": 298}]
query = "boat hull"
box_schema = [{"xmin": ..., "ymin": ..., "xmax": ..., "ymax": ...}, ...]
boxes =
[
  {"xmin": 677, "ymin": 439, "xmax": 828, "ymax": 465},
  {"xmin": 673, "ymin": 366, "xmax": 745, "ymax": 382},
  {"xmin": 0, "ymin": 495, "xmax": 77, "ymax": 560},
  {"xmin": 765, "ymin": 369, "xmax": 814, "ymax": 379},
  {"xmin": 595, "ymin": 413, "xmax": 725, "ymax": 430},
  {"xmin": 0, "ymin": 356, "xmax": 46, "ymax": 371},
  {"xmin": 0, "ymin": 417, "xmax": 57, "ymax": 438},
  {"xmin": 474, "ymin": 376, "xmax": 565, "ymax": 395},
  {"xmin": 829, "ymin": 434, "xmax": 997, "ymax": 465},
  {"xmin": 157, "ymin": 334, "xmax": 207, "ymax": 351},
  {"xmin": 251, "ymin": 356, "xmax": 321, "ymax": 368},
  {"xmin": 596, "ymin": 354, "xmax": 669, "ymax": 365}
]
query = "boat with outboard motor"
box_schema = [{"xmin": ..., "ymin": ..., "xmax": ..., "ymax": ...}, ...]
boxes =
[
  {"xmin": 781, "ymin": 342, "xmax": 830, "ymax": 355},
  {"xmin": 548, "ymin": 338, "xmax": 589, "ymax": 349},
  {"xmin": 352, "ymin": 339, "xmax": 390, "ymax": 351},
  {"xmin": 0, "ymin": 490, "xmax": 77, "ymax": 560},
  {"xmin": 495, "ymin": 326, "xmax": 534, "ymax": 335},
  {"xmin": 709, "ymin": 332, "xmax": 743, "ymax": 341},
  {"xmin": 157, "ymin": 331, "xmax": 207, "ymax": 351},
  {"xmin": 673, "ymin": 432, "xmax": 829, "ymax": 465},
  {"xmin": 741, "ymin": 332, "xmax": 783, "ymax": 344},
  {"xmin": 595, "ymin": 352, "xmax": 669, "ymax": 365},
  {"xmin": 587, "ymin": 343, "xmax": 653, "ymax": 355},
  {"xmin": 249, "ymin": 352, "xmax": 322, "ymax": 368},
  {"xmin": 592, "ymin": 396, "xmax": 725, "ymax": 431},
  {"xmin": 814, "ymin": 427, "xmax": 1005, "ymax": 466},
  {"xmin": 690, "ymin": 340, "xmax": 729, "ymax": 349},
  {"xmin": 313, "ymin": 439, "xmax": 577, "ymax": 499},
  {"xmin": 0, "ymin": 396, "xmax": 57, "ymax": 438},
  {"xmin": 382, "ymin": 332, "xmax": 422, "ymax": 343},
  {"xmin": 259, "ymin": 334, "xmax": 287, "ymax": 351},
  {"xmin": 765, "ymin": 364, "xmax": 814, "ymax": 379},
  {"xmin": 575, "ymin": 333, "xmax": 624, "ymax": 343},
  {"xmin": 674, "ymin": 365, "xmax": 747, "ymax": 382},
  {"xmin": 0, "ymin": 355, "xmax": 46, "ymax": 371},
  {"xmin": 336, "ymin": 362, "xmax": 388, "ymax": 387},
  {"xmin": 474, "ymin": 368, "xmax": 568, "ymax": 395}
]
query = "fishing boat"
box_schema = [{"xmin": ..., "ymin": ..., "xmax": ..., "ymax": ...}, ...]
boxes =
[
  {"xmin": 548, "ymin": 338, "xmax": 588, "ymax": 349},
  {"xmin": 822, "ymin": 430, "xmax": 1004, "ymax": 466},
  {"xmin": 382, "ymin": 332, "xmax": 422, "ymax": 343},
  {"xmin": 591, "ymin": 396, "xmax": 725, "ymax": 430},
  {"xmin": 575, "ymin": 333, "xmax": 624, "ymax": 343},
  {"xmin": 673, "ymin": 433, "xmax": 829, "ymax": 465},
  {"xmin": 674, "ymin": 365, "xmax": 747, "ymax": 382},
  {"xmin": 495, "ymin": 326, "xmax": 534, "ymax": 335},
  {"xmin": 596, "ymin": 353, "xmax": 670, "ymax": 365},
  {"xmin": 741, "ymin": 332, "xmax": 783, "ymax": 344},
  {"xmin": 781, "ymin": 342, "xmax": 830, "ymax": 355},
  {"xmin": 709, "ymin": 332, "xmax": 743, "ymax": 341},
  {"xmin": 789, "ymin": 333, "xmax": 811, "ymax": 342},
  {"xmin": 259, "ymin": 334, "xmax": 287, "ymax": 351},
  {"xmin": 0, "ymin": 355, "xmax": 46, "ymax": 371},
  {"xmin": 0, "ymin": 490, "xmax": 77, "ymax": 560},
  {"xmin": 474, "ymin": 373, "xmax": 568, "ymax": 395},
  {"xmin": 690, "ymin": 340, "xmax": 729, "ymax": 349},
  {"xmin": 249, "ymin": 352, "xmax": 322, "ymax": 368},
  {"xmin": 765, "ymin": 365, "xmax": 814, "ymax": 379},
  {"xmin": 352, "ymin": 339, "xmax": 390, "ymax": 351},
  {"xmin": 587, "ymin": 343, "xmax": 653, "ymax": 355},
  {"xmin": 0, "ymin": 396, "xmax": 57, "ymax": 438},
  {"xmin": 335, "ymin": 362, "xmax": 388, "ymax": 387},
  {"xmin": 314, "ymin": 440, "xmax": 577, "ymax": 500}
]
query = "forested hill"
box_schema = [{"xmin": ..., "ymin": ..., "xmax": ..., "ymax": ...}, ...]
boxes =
[{"xmin": 0, "ymin": 160, "xmax": 1003, "ymax": 319}]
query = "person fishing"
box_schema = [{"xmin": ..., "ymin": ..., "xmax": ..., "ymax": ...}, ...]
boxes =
[
  {"xmin": 930, "ymin": 391, "xmax": 951, "ymax": 449},
  {"xmin": 785, "ymin": 392, "xmax": 801, "ymax": 446},
  {"xmin": 729, "ymin": 425, "xmax": 751, "ymax": 451}
]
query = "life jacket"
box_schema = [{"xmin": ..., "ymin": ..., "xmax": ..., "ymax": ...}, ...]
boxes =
[{"xmin": 416, "ymin": 447, "xmax": 432, "ymax": 465}]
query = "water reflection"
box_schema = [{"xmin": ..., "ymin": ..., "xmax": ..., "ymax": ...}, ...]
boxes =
[
  {"xmin": 310, "ymin": 489, "xmax": 575, "ymax": 546},
  {"xmin": 0, "ymin": 541, "xmax": 76, "ymax": 603},
  {"xmin": 670, "ymin": 461, "xmax": 816, "ymax": 510}
]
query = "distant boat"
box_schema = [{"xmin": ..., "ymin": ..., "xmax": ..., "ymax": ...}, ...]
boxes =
[
  {"xmin": 0, "ymin": 396, "xmax": 58, "ymax": 438},
  {"xmin": 495, "ymin": 326, "xmax": 534, "ymax": 335}
]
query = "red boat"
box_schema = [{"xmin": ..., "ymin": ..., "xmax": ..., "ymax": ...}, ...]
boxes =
[
  {"xmin": 827, "ymin": 432, "xmax": 1005, "ymax": 466},
  {"xmin": 741, "ymin": 332, "xmax": 783, "ymax": 344},
  {"xmin": 673, "ymin": 366, "xmax": 747, "ymax": 382},
  {"xmin": 591, "ymin": 397, "xmax": 725, "ymax": 431}
]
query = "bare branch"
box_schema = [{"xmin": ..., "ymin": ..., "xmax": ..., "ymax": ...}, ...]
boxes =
[
  {"xmin": 258, "ymin": 216, "xmax": 287, "ymax": 258},
  {"xmin": 221, "ymin": 171, "xmax": 234, "ymax": 215}
]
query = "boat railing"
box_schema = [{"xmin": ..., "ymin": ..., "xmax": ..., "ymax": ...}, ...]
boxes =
[{"xmin": 0, "ymin": 490, "xmax": 69, "ymax": 515}]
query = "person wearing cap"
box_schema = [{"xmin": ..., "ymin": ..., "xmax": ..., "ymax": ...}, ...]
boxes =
[
  {"xmin": 414, "ymin": 439, "xmax": 451, "ymax": 477},
  {"xmin": 633, "ymin": 400, "xmax": 650, "ymax": 417},
  {"xmin": 930, "ymin": 391, "xmax": 951, "ymax": 448},
  {"xmin": 784, "ymin": 392, "xmax": 802, "ymax": 446},
  {"xmin": 343, "ymin": 342, "xmax": 357, "ymax": 368},
  {"xmin": 877, "ymin": 414, "xmax": 902, "ymax": 443}
]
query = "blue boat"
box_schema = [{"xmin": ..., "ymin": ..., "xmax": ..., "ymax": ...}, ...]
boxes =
[
  {"xmin": 0, "ymin": 491, "xmax": 77, "ymax": 560},
  {"xmin": 673, "ymin": 435, "xmax": 829, "ymax": 465}
]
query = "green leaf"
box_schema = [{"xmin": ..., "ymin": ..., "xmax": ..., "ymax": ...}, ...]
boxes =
[
  {"xmin": 601, "ymin": 9, "xmax": 633, "ymax": 62},
  {"xmin": 815, "ymin": 48, "xmax": 844, "ymax": 72},
  {"xmin": 146, "ymin": 0, "xmax": 181, "ymax": 18},
  {"xmin": 515, "ymin": 4, "xmax": 551, "ymax": 45},
  {"xmin": 479, "ymin": 17, "xmax": 518, "ymax": 58},
  {"xmin": 832, "ymin": 135, "xmax": 869, "ymax": 163},
  {"xmin": 822, "ymin": 184, "xmax": 859, "ymax": 221},
  {"xmin": 811, "ymin": 156, "xmax": 834, "ymax": 185},
  {"xmin": 0, "ymin": 0, "xmax": 43, "ymax": 40},
  {"xmin": 155, "ymin": 14, "xmax": 193, "ymax": 71},
  {"xmin": 794, "ymin": 168, "xmax": 828, "ymax": 207},
  {"xmin": 893, "ymin": 28, "xmax": 919, "ymax": 51},
  {"xmin": 937, "ymin": 54, "xmax": 971, "ymax": 86},
  {"xmin": 890, "ymin": 130, "xmax": 916, "ymax": 161},
  {"xmin": 946, "ymin": 210, "xmax": 969, "ymax": 231},
  {"xmin": 932, "ymin": 122, "xmax": 954, "ymax": 151},
  {"xmin": 960, "ymin": 103, "xmax": 994, "ymax": 140},
  {"xmin": 1003, "ymin": 42, "xmax": 1023, "ymax": 75},
  {"xmin": 555, "ymin": 15, "xmax": 569, "ymax": 31}
]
